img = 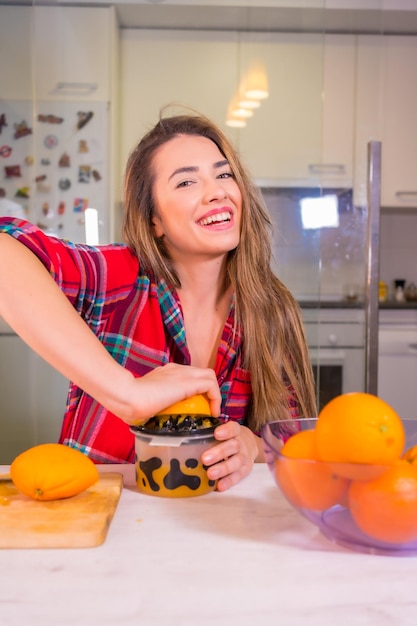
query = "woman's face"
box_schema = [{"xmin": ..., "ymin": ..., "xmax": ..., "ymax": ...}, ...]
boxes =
[{"xmin": 151, "ymin": 134, "xmax": 242, "ymax": 263}]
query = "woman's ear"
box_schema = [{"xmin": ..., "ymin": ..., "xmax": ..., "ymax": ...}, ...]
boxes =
[{"xmin": 151, "ymin": 214, "xmax": 164, "ymax": 238}]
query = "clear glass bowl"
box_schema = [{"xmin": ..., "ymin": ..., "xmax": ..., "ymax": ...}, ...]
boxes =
[{"xmin": 261, "ymin": 417, "xmax": 417, "ymax": 556}]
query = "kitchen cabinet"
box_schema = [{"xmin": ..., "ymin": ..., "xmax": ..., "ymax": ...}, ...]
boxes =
[
  {"xmin": 379, "ymin": 36, "xmax": 417, "ymax": 209},
  {"xmin": 237, "ymin": 33, "xmax": 355, "ymax": 186},
  {"xmin": 0, "ymin": 6, "xmax": 32, "ymax": 100},
  {"xmin": 378, "ymin": 310, "xmax": 417, "ymax": 417},
  {"xmin": 0, "ymin": 5, "xmax": 117, "ymax": 103},
  {"xmin": 32, "ymin": 6, "xmax": 117, "ymax": 103},
  {"xmin": 0, "ymin": 333, "xmax": 68, "ymax": 464},
  {"xmin": 120, "ymin": 30, "xmax": 354, "ymax": 187},
  {"xmin": 355, "ymin": 35, "xmax": 417, "ymax": 209}
]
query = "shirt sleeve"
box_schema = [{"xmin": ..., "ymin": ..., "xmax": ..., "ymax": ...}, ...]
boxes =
[{"xmin": 0, "ymin": 217, "xmax": 138, "ymax": 323}]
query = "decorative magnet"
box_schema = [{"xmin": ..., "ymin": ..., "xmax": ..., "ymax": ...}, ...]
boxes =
[
  {"xmin": 92, "ymin": 169, "xmax": 102, "ymax": 182},
  {"xmin": 0, "ymin": 145, "xmax": 12, "ymax": 158},
  {"xmin": 35, "ymin": 174, "xmax": 47, "ymax": 183},
  {"xmin": 73, "ymin": 197, "xmax": 88, "ymax": 213},
  {"xmin": 0, "ymin": 114, "xmax": 7, "ymax": 134},
  {"xmin": 41, "ymin": 158, "xmax": 50, "ymax": 166},
  {"xmin": 15, "ymin": 187, "xmax": 30, "ymax": 198},
  {"xmin": 37, "ymin": 181, "xmax": 51, "ymax": 193},
  {"xmin": 5, "ymin": 165, "xmax": 21, "ymax": 178},
  {"xmin": 44, "ymin": 134, "xmax": 58, "ymax": 149},
  {"xmin": 59, "ymin": 152, "xmax": 71, "ymax": 167},
  {"xmin": 76, "ymin": 111, "xmax": 94, "ymax": 131},
  {"xmin": 42, "ymin": 202, "xmax": 50, "ymax": 216},
  {"xmin": 14, "ymin": 121, "xmax": 32, "ymax": 139},
  {"xmin": 78, "ymin": 165, "xmax": 91, "ymax": 183},
  {"xmin": 58, "ymin": 201, "xmax": 65, "ymax": 215},
  {"xmin": 25, "ymin": 155, "xmax": 34, "ymax": 166},
  {"xmin": 78, "ymin": 140, "xmax": 89, "ymax": 153},
  {"xmin": 58, "ymin": 177, "xmax": 71, "ymax": 191},
  {"xmin": 38, "ymin": 114, "xmax": 64, "ymax": 124}
]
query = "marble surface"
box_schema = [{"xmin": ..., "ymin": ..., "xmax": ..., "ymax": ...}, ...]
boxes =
[{"xmin": 1, "ymin": 463, "xmax": 417, "ymax": 626}]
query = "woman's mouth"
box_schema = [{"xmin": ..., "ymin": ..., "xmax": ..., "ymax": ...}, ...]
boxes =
[{"xmin": 198, "ymin": 211, "xmax": 232, "ymax": 226}]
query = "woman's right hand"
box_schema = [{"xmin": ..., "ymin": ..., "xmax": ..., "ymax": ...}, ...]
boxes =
[{"xmin": 118, "ymin": 363, "xmax": 222, "ymax": 426}]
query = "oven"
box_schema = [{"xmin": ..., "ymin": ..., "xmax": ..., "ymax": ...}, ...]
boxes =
[{"xmin": 301, "ymin": 308, "xmax": 366, "ymax": 412}]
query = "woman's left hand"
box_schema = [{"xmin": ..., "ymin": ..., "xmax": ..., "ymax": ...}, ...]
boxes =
[{"xmin": 201, "ymin": 421, "xmax": 265, "ymax": 492}]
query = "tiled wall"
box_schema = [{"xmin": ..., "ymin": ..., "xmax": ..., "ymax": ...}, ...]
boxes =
[
  {"xmin": 379, "ymin": 212, "xmax": 417, "ymax": 297},
  {"xmin": 266, "ymin": 190, "xmax": 367, "ymax": 301}
]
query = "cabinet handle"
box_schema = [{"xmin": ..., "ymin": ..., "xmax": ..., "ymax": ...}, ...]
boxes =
[
  {"xmin": 308, "ymin": 164, "xmax": 346, "ymax": 175},
  {"xmin": 395, "ymin": 191, "xmax": 417, "ymax": 201}
]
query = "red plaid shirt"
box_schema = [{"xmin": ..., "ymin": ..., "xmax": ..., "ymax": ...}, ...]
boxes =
[{"xmin": 0, "ymin": 218, "xmax": 256, "ymax": 463}]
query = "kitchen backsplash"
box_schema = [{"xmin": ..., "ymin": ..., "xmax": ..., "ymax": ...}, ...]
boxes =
[
  {"xmin": 379, "ymin": 211, "xmax": 417, "ymax": 299},
  {"xmin": 265, "ymin": 188, "xmax": 367, "ymax": 301},
  {"xmin": 264, "ymin": 186, "xmax": 417, "ymax": 302}
]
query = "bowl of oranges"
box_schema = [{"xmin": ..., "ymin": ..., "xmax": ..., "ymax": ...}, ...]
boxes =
[{"xmin": 261, "ymin": 392, "xmax": 417, "ymax": 556}]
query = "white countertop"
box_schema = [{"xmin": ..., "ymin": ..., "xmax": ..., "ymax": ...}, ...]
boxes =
[{"xmin": 1, "ymin": 463, "xmax": 417, "ymax": 626}]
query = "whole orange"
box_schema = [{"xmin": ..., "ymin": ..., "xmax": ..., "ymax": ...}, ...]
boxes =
[
  {"xmin": 156, "ymin": 394, "xmax": 211, "ymax": 416},
  {"xmin": 348, "ymin": 459, "xmax": 417, "ymax": 544},
  {"xmin": 403, "ymin": 445, "xmax": 417, "ymax": 464},
  {"xmin": 315, "ymin": 392, "xmax": 405, "ymax": 469},
  {"xmin": 275, "ymin": 430, "xmax": 349, "ymax": 512}
]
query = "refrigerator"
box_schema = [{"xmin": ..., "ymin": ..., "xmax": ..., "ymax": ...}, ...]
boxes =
[{"xmin": 0, "ymin": 99, "xmax": 109, "ymax": 243}]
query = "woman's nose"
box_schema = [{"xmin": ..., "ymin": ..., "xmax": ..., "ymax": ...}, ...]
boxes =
[{"xmin": 203, "ymin": 179, "xmax": 227, "ymax": 202}]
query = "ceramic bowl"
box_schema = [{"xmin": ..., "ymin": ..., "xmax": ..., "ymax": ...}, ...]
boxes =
[
  {"xmin": 130, "ymin": 414, "xmax": 219, "ymax": 498},
  {"xmin": 261, "ymin": 417, "xmax": 417, "ymax": 556}
]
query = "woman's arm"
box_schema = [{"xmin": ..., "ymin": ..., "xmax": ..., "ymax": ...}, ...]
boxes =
[{"xmin": 0, "ymin": 234, "xmax": 221, "ymax": 422}]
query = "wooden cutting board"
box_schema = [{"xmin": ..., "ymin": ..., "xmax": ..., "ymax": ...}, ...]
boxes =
[{"xmin": 0, "ymin": 472, "xmax": 123, "ymax": 549}]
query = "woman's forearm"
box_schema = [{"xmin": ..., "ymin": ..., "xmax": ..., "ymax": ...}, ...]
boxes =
[
  {"xmin": 0, "ymin": 235, "xmax": 223, "ymax": 423},
  {"xmin": 0, "ymin": 234, "xmax": 135, "ymax": 418}
]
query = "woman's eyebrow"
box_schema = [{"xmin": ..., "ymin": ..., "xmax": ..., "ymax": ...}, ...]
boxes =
[{"xmin": 168, "ymin": 159, "xmax": 230, "ymax": 181}]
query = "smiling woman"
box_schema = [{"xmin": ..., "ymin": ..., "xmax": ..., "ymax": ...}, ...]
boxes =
[{"xmin": 0, "ymin": 110, "xmax": 316, "ymax": 493}]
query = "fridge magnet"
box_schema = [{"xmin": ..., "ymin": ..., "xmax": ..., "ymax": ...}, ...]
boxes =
[
  {"xmin": 59, "ymin": 152, "xmax": 71, "ymax": 167},
  {"xmin": 42, "ymin": 202, "xmax": 50, "ymax": 216},
  {"xmin": 15, "ymin": 187, "xmax": 30, "ymax": 198},
  {"xmin": 58, "ymin": 177, "xmax": 71, "ymax": 191},
  {"xmin": 92, "ymin": 169, "xmax": 102, "ymax": 182},
  {"xmin": 0, "ymin": 114, "xmax": 7, "ymax": 134},
  {"xmin": 25, "ymin": 155, "xmax": 34, "ymax": 166},
  {"xmin": 78, "ymin": 139, "xmax": 89, "ymax": 153},
  {"xmin": 35, "ymin": 174, "xmax": 47, "ymax": 183},
  {"xmin": 44, "ymin": 134, "xmax": 58, "ymax": 149},
  {"xmin": 78, "ymin": 165, "xmax": 91, "ymax": 183},
  {"xmin": 58, "ymin": 201, "xmax": 65, "ymax": 215},
  {"xmin": 41, "ymin": 158, "xmax": 50, "ymax": 166},
  {"xmin": 73, "ymin": 197, "xmax": 88, "ymax": 213},
  {"xmin": 76, "ymin": 111, "xmax": 94, "ymax": 131},
  {"xmin": 5, "ymin": 165, "xmax": 21, "ymax": 178},
  {"xmin": 14, "ymin": 121, "xmax": 32, "ymax": 139},
  {"xmin": 37, "ymin": 180, "xmax": 51, "ymax": 193},
  {"xmin": 38, "ymin": 114, "xmax": 64, "ymax": 124},
  {"xmin": 0, "ymin": 145, "xmax": 12, "ymax": 158}
]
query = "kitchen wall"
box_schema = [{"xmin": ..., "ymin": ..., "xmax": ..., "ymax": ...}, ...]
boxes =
[{"xmin": 380, "ymin": 211, "xmax": 417, "ymax": 296}]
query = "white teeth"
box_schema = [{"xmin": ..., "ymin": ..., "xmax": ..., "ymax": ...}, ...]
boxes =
[{"xmin": 200, "ymin": 211, "xmax": 231, "ymax": 226}]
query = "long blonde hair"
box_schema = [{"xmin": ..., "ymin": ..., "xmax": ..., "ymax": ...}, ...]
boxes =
[{"xmin": 123, "ymin": 111, "xmax": 317, "ymax": 431}]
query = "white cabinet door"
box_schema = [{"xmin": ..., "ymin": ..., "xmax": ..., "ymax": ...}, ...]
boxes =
[
  {"xmin": 355, "ymin": 35, "xmax": 417, "ymax": 209},
  {"xmin": 0, "ymin": 6, "xmax": 32, "ymax": 99},
  {"xmin": 0, "ymin": 335, "xmax": 68, "ymax": 464},
  {"xmin": 379, "ymin": 36, "xmax": 417, "ymax": 209},
  {"xmin": 239, "ymin": 33, "xmax": 354, "ymax": 186},
  {"xmin": 0, "ymin": 6, "xmax": 115, "ymax": 103},
  {"xmin": 32, "ymin": 6, "xmax": 114, "ymax": 102}
]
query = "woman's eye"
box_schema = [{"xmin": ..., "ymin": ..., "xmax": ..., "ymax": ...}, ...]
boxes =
[
  {"xmin": 176, "ymin": 180, "xmax": 193, "ymax": 188},
  {"xmin": 218, "ymin": 171, "xmax": 234, "ymax": 179}
]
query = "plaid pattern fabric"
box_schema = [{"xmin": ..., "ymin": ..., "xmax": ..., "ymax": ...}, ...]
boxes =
[{"xmin": 0, "ymin": 218, "xmax": 259, "ymax": 463}]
